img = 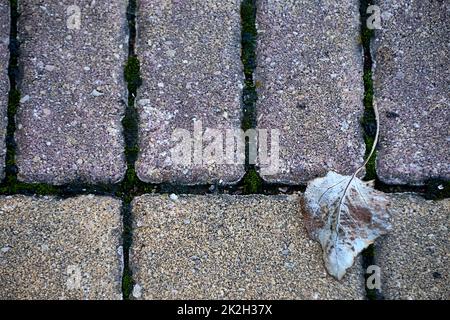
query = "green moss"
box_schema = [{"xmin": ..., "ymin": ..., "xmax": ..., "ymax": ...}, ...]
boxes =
[
  {"xmin": 243, "ymin": 168, "xmax": 263, "ymax": 194},
  {"xmin": 363, "ymin": 72, "xmax": 374, "ymax": 107},
  {"xmin": 361, "ymin": 28, "xmax": 374, "ymax": 48},
  {"xmin": 7, "ymin": 89, "xmax": 19, "ymax": 115},
  {"xmin": 241, "ymin": 0, "xmax": 258, "ymax": 134},
  {"xmin": 124, "ymin": 56, "xmax": 142, "ymax": 95},
  {"xmin": 362, "ymin": 244, "xmax": 375, "ymax": 258},
  {"xmin": 366, "ymin": 288, "xmax": 377, "ymax": 300},
  {"xmin": 0, "ymin": 181, "xmax": 59, "ymax": 196},
  {"xmin": 121, "ymin": 55, "xmax": 141, "ymax": 200},
  {"xmin": 240, "ymin": 0, "xmax": 259, "ymax": 183},
  {"xmin": 241, "ymin": 117, "xmax": 252, "ymax": 133},
  {"xmin": 28, "ymin": 183, "xmax": 58, "ymax": 195},
  {"xmin": 122, "ymin": 268, "xmax": 134, "ymax": 300},
  {"xmin": 362, "ymin": 131, "xmax": 377, "ymax": 181},
  {"xmin": 241, "ymin": 0, "xmax": 257, "ymax": 78}
]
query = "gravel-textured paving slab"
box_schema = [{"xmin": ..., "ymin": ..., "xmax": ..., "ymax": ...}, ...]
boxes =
[
  {"xmin": 373, "ymin": 0, "xmax": 450, "ymax": 185},
  {"xmin": 255, "ymin": 0, "xmax": 365, "ymax": 184},
  {"xmin": 0, "ymin": 2, "xmax": 9, "ymax": 180},
  {"xmin": 15, "ymin": 0, "xmax": 127, "ymax": 185},
  {"xmin": 130, "ymin": 194, "xmax": 365, "ymax": 300},
  {"xmin": 0, "ymin": 195, "xmax": 123, "ymax": 300},
  {"xmin": 135, "ymin": 0, "xmax": 245, "ymax": 185},
  {"xmin": 375, "ymin": 194, "xmax": 449, "ymax": 300}
]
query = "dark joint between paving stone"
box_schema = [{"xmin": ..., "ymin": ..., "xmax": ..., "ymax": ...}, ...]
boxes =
[
  {"xmin": 359, "ymin": 0, "xmax": 382, "ymax": 301},
  {"xmin": 358, "ymin": 0, "xmax": 396, "ymax": 300},
  {"xmin": 357, "ymin": 0, "xmax": 450, "ymax": 201},
  {"xmin": 120, "ymin": 0, "xmax": 140, "ymax": 300},
  {"xmin": 360, "ymin": 0, "xmax": 377, "ymax": 183},
  {"xmin": 359, "ymin": 0, "xmax": 449, "ymax": 300},
  {"xmin": 240, "ymin": 0, "xmax": 264, "ymax": 195}
]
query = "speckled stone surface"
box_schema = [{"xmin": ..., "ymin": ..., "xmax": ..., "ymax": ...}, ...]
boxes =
[
  {"xmin": 135, "ymin": 0, "xmax": 245, "ymax": 185},
  {"xmin": 130, "ymin": 194, "xmax": 365, "ymax": 300},
  {"xmin": 0, "ymin": 2, "xmax": 9, "ymax": 180},
  {"xmin": 373, "ymin": 0, "xmax": 450, "ymax": 185},
  {"xmin": 15, "ymin": 0, "xmax": 127, "ymax": 185},
  {"xmin": 255, "ymin": 0, "xmax": 365, "ymax": 184},
  {"xmin": 0, "ymin": 195, "xmax": 123, "ymax": 300},
  {"xmin": 375, "ymin": 194, "xmax": 449, "ymax": 300}
]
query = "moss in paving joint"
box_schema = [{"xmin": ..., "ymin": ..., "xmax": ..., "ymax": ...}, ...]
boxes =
[
  {"xmin": 124, "ymin": 56, "xmax": 142, "ymax": 98},
  {"xmin": 122, "ymin": 270, "xmax": 134, "ymax": 299},
  {"xmin": 241, "ymin": 0, "xmax": 257, "ymax": 79},
  {"xmin": 359, "ymin": 1, "xmax": 377, "ymax": 182},
  {"xmin": 241, "ymin": 0, "xmax": 257, "ymax": 132},
  {"xmin": 123, "ymin": 56, "xmax": 141, "ymax": 164},
  {"xmin": 359, "ymin": 0, "xmax": 381, "ymax": 300},
  {"xmin": 120, "ymin": 201, "xmax": 134, "ymax": 299},
  {"xmin": 240, "ymin": 0, "xmax": 264, "ymax": 194},
  {"xmin": 120, "ymin": 0, "xmax": 141, "ymax": 299},
  {"xmin": 243, "ymin": 168, "xmax": 263, "ymax": 195}
]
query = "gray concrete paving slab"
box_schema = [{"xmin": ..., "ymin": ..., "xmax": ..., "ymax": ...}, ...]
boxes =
[
  {"xmin": 135, "ymin": 0, "xmax": 245, "ymax": 185},
  {"xmin": 130, "ymin": 194, "xmax": 365, "ymax": 300},
  {"xmin": 375, "ymin": 193, "xmax": 449, "ymax": 300},
  {"xmin": 15, "ymin": 0, "xmax": 127, "ymax": 185},
  {"xmin": 0, "ymin": 195, "xmax": 123, "ymax": 300},
  {"xmin": 255, "ymin": 0, "xmax": 366, "ymax": 184},
  {"xmin": 373, "ymin": 0, "xmax": 450, "ymax": 185}
]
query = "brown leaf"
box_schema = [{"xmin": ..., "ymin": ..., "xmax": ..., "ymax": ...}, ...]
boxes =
[{"xmin": 302, "ymin": 171, "xmax": 391, "ymax": 280}]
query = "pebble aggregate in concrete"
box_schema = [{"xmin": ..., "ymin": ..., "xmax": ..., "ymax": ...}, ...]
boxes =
[
  {"xmin": 255, "ymin": 0, "xmax": 365, "ymax": 184},
  {"xmin": 0, "ymin": 195, "xmax": 123, "ymax": 300},
  {"xmin": 374, "ymin": 0, "xmax": 450, "ymax": 185},
  {"xmin": 375, "ymin": 193, "xmax": 449, "ymax": 300},
  {"xmin": 15, "ymin": 0, "xmax": 127, "ymax": 185},
  {"xmin": 135, "ymin": 0, "xmax": 245, "ymax": 185},
  {"xmin": 130, "ymin": 194, "xmax": 365, "ymax": 300}
]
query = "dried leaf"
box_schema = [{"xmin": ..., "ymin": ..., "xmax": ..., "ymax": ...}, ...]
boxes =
[{"xmin": 302, "ymin": 171, "xmax": 391, "ymax": 280}]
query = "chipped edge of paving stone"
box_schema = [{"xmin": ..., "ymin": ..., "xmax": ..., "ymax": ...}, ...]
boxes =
[
  {"xmin": 14, "ymin": 0, "xmax": 128, "ymax": 185},
  {"xmin": 0, "ymin": 2, "xmax": 9, "ymax": 180},
  {"xmin": 0, "ymin": 195, "xmax": 123, "ymax": 300},
  {"xmin": 374, "ymin": 193, "xmax": 449, "ymax": 300},
  {"xmin": 134, "ymin": 0, "xmax": 245, "ymax": 186},
  {"xmin": 129, "ymin": 194, "xmax": 366, "ymax": 300}
]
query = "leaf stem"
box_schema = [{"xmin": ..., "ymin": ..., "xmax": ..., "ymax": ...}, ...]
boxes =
[{"xmin": 356, "ymin": 94, "xmax": 380, "ymax": 176}]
